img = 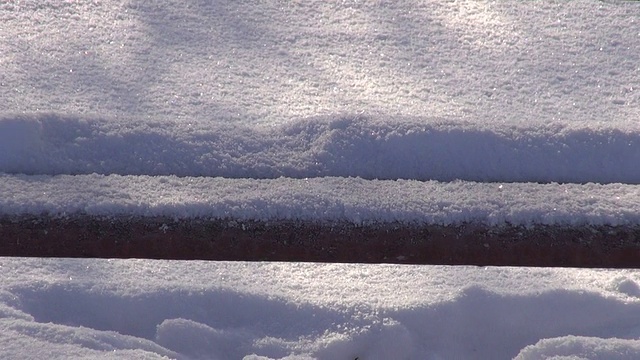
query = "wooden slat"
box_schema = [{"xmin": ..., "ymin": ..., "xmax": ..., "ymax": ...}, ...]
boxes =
[{"xmin": 2, "ymin": 215, "xmax": 640, "ymax": 267}]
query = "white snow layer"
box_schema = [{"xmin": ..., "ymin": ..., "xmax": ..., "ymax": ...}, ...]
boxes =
[
  {"xmin": 1, "ymin": 113, "xmax": 640, "ymax": 184},
  {"xmin": 4, "ymin": 259, "xmax": 640, "ymax": 360},
  {"xmin": 1, "ymin": 0, "xmax": 638, "ymax": 127},
  {"xmin": 2, "ymin": 173, "xmax": 640, "ymax": 226},
  {"xmin": 3, "ymin": 0, "xmax": 640, "ymax": 359}
]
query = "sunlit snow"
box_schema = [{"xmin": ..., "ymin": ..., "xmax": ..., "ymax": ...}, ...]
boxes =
[{"xmin": 2, "ymin": 0, "xmax": 640, "ymax": 359}]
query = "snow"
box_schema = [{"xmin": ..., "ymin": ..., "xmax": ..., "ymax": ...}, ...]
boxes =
[
  {"xmin": 2, "ymin": 173, "xmax": 640, "ymax": 226},
  {"xmin": 2, "ymin": 113, "xmax": 640, "ymax": 184},
  {"xmin": 1, "ymin": 0, "xmax": 638, "ymax": 127},
  {"xmin": 2, "ymin": 0, "xmax": 640, "ymax": 358},
  {"xmin": 3, "ymin": 250, "xmax": 640, "ymax": 356},
  {"xmin": 4, "ymin": 259, "xmax": 640, "ymax": 359}
]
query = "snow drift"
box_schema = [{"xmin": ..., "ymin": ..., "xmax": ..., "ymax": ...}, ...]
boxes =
[
  {"xmin": 4, "ymin": 259, "xmax": 640, "ymax": 359},
  {"xmin": 2, "ymin": 113, "xmax": 640, "ymax": 184}
]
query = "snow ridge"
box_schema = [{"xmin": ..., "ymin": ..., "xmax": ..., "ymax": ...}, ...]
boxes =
[{"xmin": 2, "ymin": 113, "xmax": 640, "ymax": 184}]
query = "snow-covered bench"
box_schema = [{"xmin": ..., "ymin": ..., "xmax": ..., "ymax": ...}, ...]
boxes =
[{"xmin": 2, "ymin": 174, "xmax": 639, "ymax": 268}]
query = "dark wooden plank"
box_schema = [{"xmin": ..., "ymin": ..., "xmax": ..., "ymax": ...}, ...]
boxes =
[{"xmin": 1, "ymin": 215, "xmax": 640, "ymax": 267}]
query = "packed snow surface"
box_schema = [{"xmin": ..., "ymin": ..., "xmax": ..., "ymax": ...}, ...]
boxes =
[
  {"xmin": 2, "ymin": 0, "xmax": 640, "ymax": 359},
  {"xmin": 1, "ymin": 0, "xmax": 638, "ymax": 127}
]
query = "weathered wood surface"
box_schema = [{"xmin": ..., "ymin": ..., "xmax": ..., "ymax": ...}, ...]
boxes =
[{"xmin": 2, "ymin": 215, "xmax": 640, "ymax": 268}]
